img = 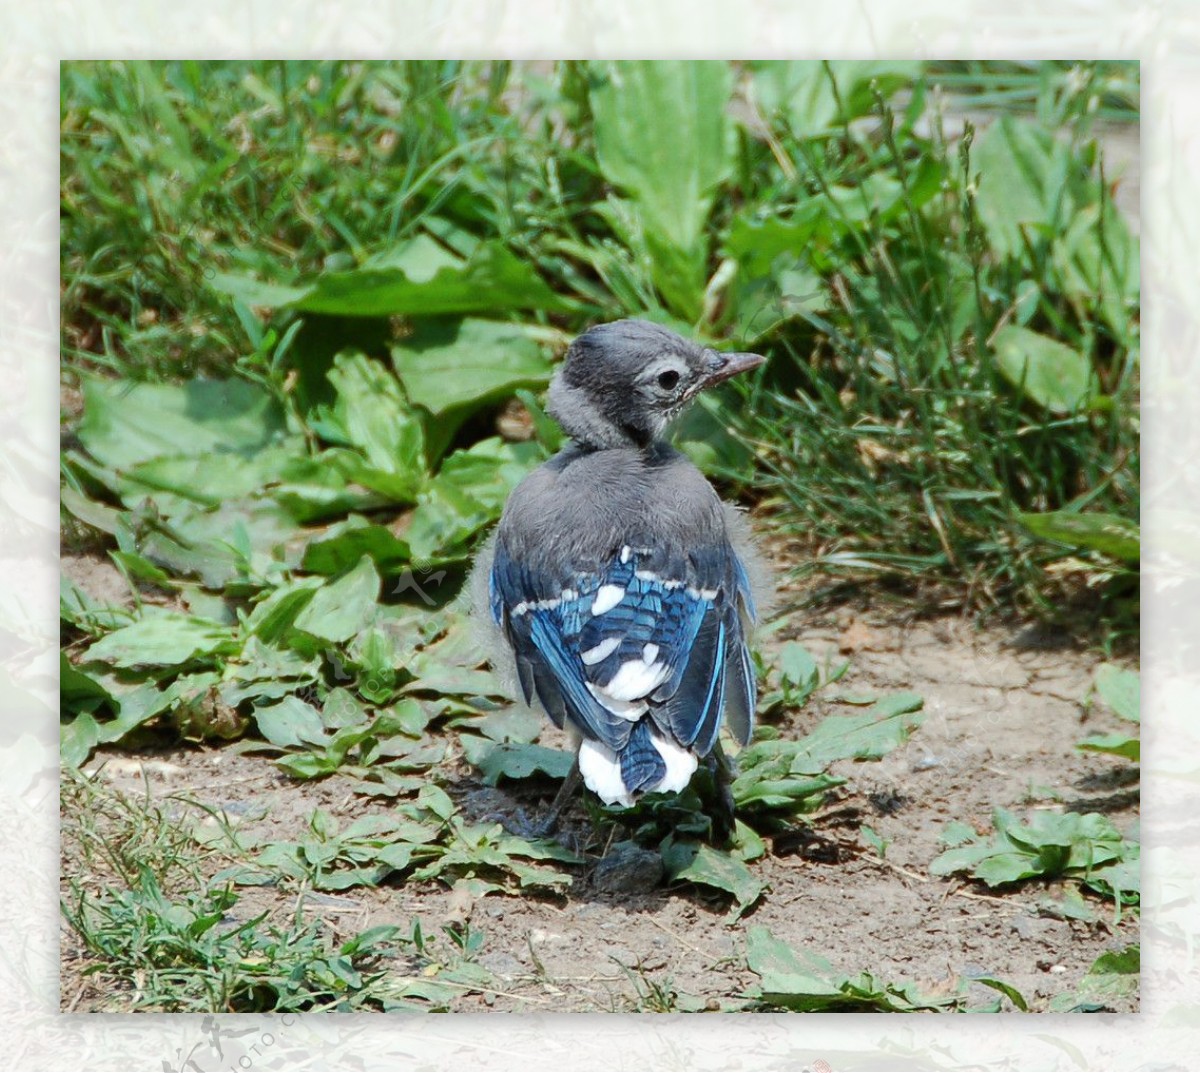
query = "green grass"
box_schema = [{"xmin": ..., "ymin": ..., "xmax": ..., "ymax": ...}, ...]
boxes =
[
  {"xmin": 926, "ymin": 60, "xmax": 1139, "ymax": 123},
  {"xmin": 60, "ymin": 769, "xmax": 497, "ymax": 1012},
  {"xmin": 722, "ymin": 79, "xmax": 1139, "ymax": 612}
]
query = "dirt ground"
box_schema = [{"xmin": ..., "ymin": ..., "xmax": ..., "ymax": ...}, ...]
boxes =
[{"xmin": 60, "ymin": 549, "xmax": 1140, "ymax": 1014}]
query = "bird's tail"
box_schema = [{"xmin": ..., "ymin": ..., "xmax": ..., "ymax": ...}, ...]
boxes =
[{"xmin": 578, "ymin": 719, "xmax": 699, "ymax": 808}]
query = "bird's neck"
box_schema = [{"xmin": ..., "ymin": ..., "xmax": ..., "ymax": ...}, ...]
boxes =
[{"xmin": 546, "ymin": 377, "xmax": 656, "ymax": 451}]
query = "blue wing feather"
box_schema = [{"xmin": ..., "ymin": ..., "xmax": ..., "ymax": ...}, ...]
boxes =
[
  {"xmin": 491, "ymin": 539, "xmax": 756, "ymax": 759},
  {"xmin": 660, "ymin": 613, "xmax": 726, "ymax": 751}
]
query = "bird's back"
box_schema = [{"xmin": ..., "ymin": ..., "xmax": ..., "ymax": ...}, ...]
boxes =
[{"xmin": 484, "ymin": 440, "xmax": 758, "ymax": 808}]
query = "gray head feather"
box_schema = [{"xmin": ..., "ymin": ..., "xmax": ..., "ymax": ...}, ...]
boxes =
[{"xmin": 546, "ymin": 319, "xmax": 764, "ymax": 449}]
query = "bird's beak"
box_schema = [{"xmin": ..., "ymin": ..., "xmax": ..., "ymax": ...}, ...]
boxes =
[{"xmin": 701, "ymin": 349, "xmax": 766, "ymax": 389}]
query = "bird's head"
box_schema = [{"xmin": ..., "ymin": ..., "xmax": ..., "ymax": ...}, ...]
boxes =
[{"xmin": 546, "ymin": 319, "xmax": 765, "ymax": 449}]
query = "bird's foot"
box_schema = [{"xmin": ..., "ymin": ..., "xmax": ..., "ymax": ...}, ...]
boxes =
[{"xmin": 707, "ymin": 742, "xmax": 738, "ymax": 847}]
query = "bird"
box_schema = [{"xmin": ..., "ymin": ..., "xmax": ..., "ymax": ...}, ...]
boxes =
[{"xmin": 472, "ymin": 319, "xmax": 767, "ymax": 840}]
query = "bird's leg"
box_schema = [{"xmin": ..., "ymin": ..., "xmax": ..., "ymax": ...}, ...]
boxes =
[
  {"xmin": 528, "ymin": 755, "xmax": 582, "ymax": 839},
  {"xmin": 707, "ymin": 740, "xmax": 738, "ymax": 846}
]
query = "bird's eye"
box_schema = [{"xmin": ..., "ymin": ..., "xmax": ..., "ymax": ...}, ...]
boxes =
[{"xmin": 657, "ymin": 369, "xmax": 681, "ymax": 391}]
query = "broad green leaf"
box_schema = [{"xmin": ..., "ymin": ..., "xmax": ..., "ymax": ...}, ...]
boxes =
[
  {"xmin": 1049, "ymin": 945, "xmax": 1139, "ymax": 1011},
  {"xmin": 348, "ymin": 628, "xmax": 398, "ymax": 704},
  {"xmin": 1054, "ymin": 202, "xmax": 1140, "ymax": 342},
  {"xmin": 745, "ymin": 924, "xmax": 838, "ymax": 997},
  {"xmin": 1001, "ymin": 810, "xmax": 1124, "ymax": 869},
  {"xmin": 461, "ymin": 740, "xmax": 574, "ymax": 786},
  {"xmin": 1037, "ymin": 887, "xmax": 1098, "ymax": 923},
  {"xmin": 589, "ymin": 61, "xmax": 734, "ymax": 316},
  {"xmin": 428, "ymin": 437, "xmax": 543, "ymax": 511},
  {"xmin": 590, "ymin": 61, "xmax": 734, "ymax": 247},
  {"xmin": 274, "ymin": 753, "xmax": 338, "ymax": 780},
  {"xmin": 310, "ymin": 352, "xmax": 426, "ymax": 501},
  {"xmin": 972, "ymin": 977, "xmax": 1029, "ymax": 1012},
  {"xmin": 993, "ymin": 326, "xmax": 1093, "ymax": 414},
  {"xmin": 1095, "ymin": 663, "xmax": 1140, "ymax": 722},
  {"xmin": 930, "ymin": 808, "xmax": 1137, "ymax": 902},
  {"xmin": 403, "ymin": 660, "xmax": 499, "ymax": 700},
  {"xmin": 732, "ymin": 728, "xmax": 848, "ymax": 811},
  {"xmin": 743, "ymin": 925, "xmax": 951, "ymax": 1011},
  {"xmin": 971, "ymin": 115, "xmax": 1075, "ymax": 260},
  {"xmin": 1087, "ymin": 855, "xmax": 1140, "ymax": 904},
  {"xmin": 405, "ymin": 480, "xmax": 494, "ymax": 565},
  {"xmin": 124, "ymin": 441, "xmax": 303, "ymax": 506},
  {"xmin": 61, "ymin": 711, "xmax": 102, "ymax": 769},
  {"xmin": 1078, "ymin": 732, "xmax": 1140, "ymax": 762},
  {"xmin": 344, "ymin": 769, "xmax": 426, "ymax": 799},
  {"xmin": 416, "ymin": 783, "xmax": 456, "ymax": 822},
  {"xmin": 940, "ymin": 820, "xmax": 979, "ymax": 847},
  {"xmin": 467, "ymin": 706, "xmax": 544, "ymax": 745},
  {"xmin": 63, "ymin": 674, "xmax": 220, "ymax": 764},
  {"xmin": 793, "ymin": 693, "xmax": 924, "ymax": 767},
  {"xmin": 60, "ymin": 652, "xmax": 116, "ymax": 714},
  {"xmin": 487, "ymin": 858, "xmax": 574, "ymax": 891},
  {"xmin": 973, "ymin": 850, "xmax": 1049, "ymax": 887},
  {"xmin": 731, "ymin": 820, "xmax": 767, "ymax": 863},
  {"xmin": 732, "ymin": 771, "xmax": 843, "ymax": 810},
  {"xmin": 319, "ymin": 687, "xmax": 371, "ymax": 730},
  {"xmin": 243, "ymin": 577, "xmax": 323, "ymax": 643},
  {"xmin": 1091, "ymin": 945, "xmax": 1140, "ymax": 976},
  {"xmin": 208, "ymin": 272, "xmax": 306, "ymax": 309},
  {"xmin": 151, "ymin": 497, "xmax": 299, "ymax": 584},
  {"xmin": 1017, "ymin": 510, "xmax": 1139, "ymax": 561},
  {"xmin": 78, "ymin": 377, "xmax": 286, "ymax": 469},
  {"xmin": 779, "ymin": 642, "xmax": 820, "ymax": 693},
  {"xmin": 301, "ymin": 516, "xmax": 412, "ymax": 576},
  {"xmin": 293, "ymin": 555, "xmax": 381, "ymax": 644},
  {"xmin": 374, "ymin": 697, "xmax": 428, "ymax": 738},
  {"xmin": 253, "ymin": 697, "xmax": 329, "ymax": 749},
  {"xmin": 725, "ymin": 205, "xmax": 828, "ymax": 280},
  {"xmin": 219, "ymin": 639, "xmax": 321, "ymax": 707},
  {"xmin": 216, "ymin": 235, "xmax": 567, "ymax": 317},
  {"xmin": 673, "ymin": 396, "xmax": 759, "ymax": 480},
  {"xmin": 60, "ymin": 485, "xmax": 124, "ymax": 537},
  {"xmin": 268, "ymin": 450, "xmax": 392, "ymax": 523},
  {"xmin": 405, "ymin": 437, "xmax": 542, "ymax": 561},
  {"xmin": 728, "ymin": 259, "xmax": 825, "ymax": 344},
  {"xmin": 300, "ymin": 716, "xmax": 443, "ymax": 775},
  {"xmin": 82, "ymin": 613, "xmax": 238, "ymax": 668},
  {"xmin": 668, "ymin": 842, "xmax": 765, "ymax": 915},
  {"xmin": 390, "ymin": 318, "xmax": 552, "ymax": 417}
]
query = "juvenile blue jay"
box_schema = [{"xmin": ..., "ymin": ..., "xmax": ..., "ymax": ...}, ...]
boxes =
[{"xmin": 475, "ymin": 320, "xmax": 766, "ymax": 836}]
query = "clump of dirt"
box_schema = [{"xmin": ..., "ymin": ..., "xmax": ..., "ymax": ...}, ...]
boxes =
[{"xmin": 60, "ymin": 607, "xmax": 1139, "ymax": 1013}]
